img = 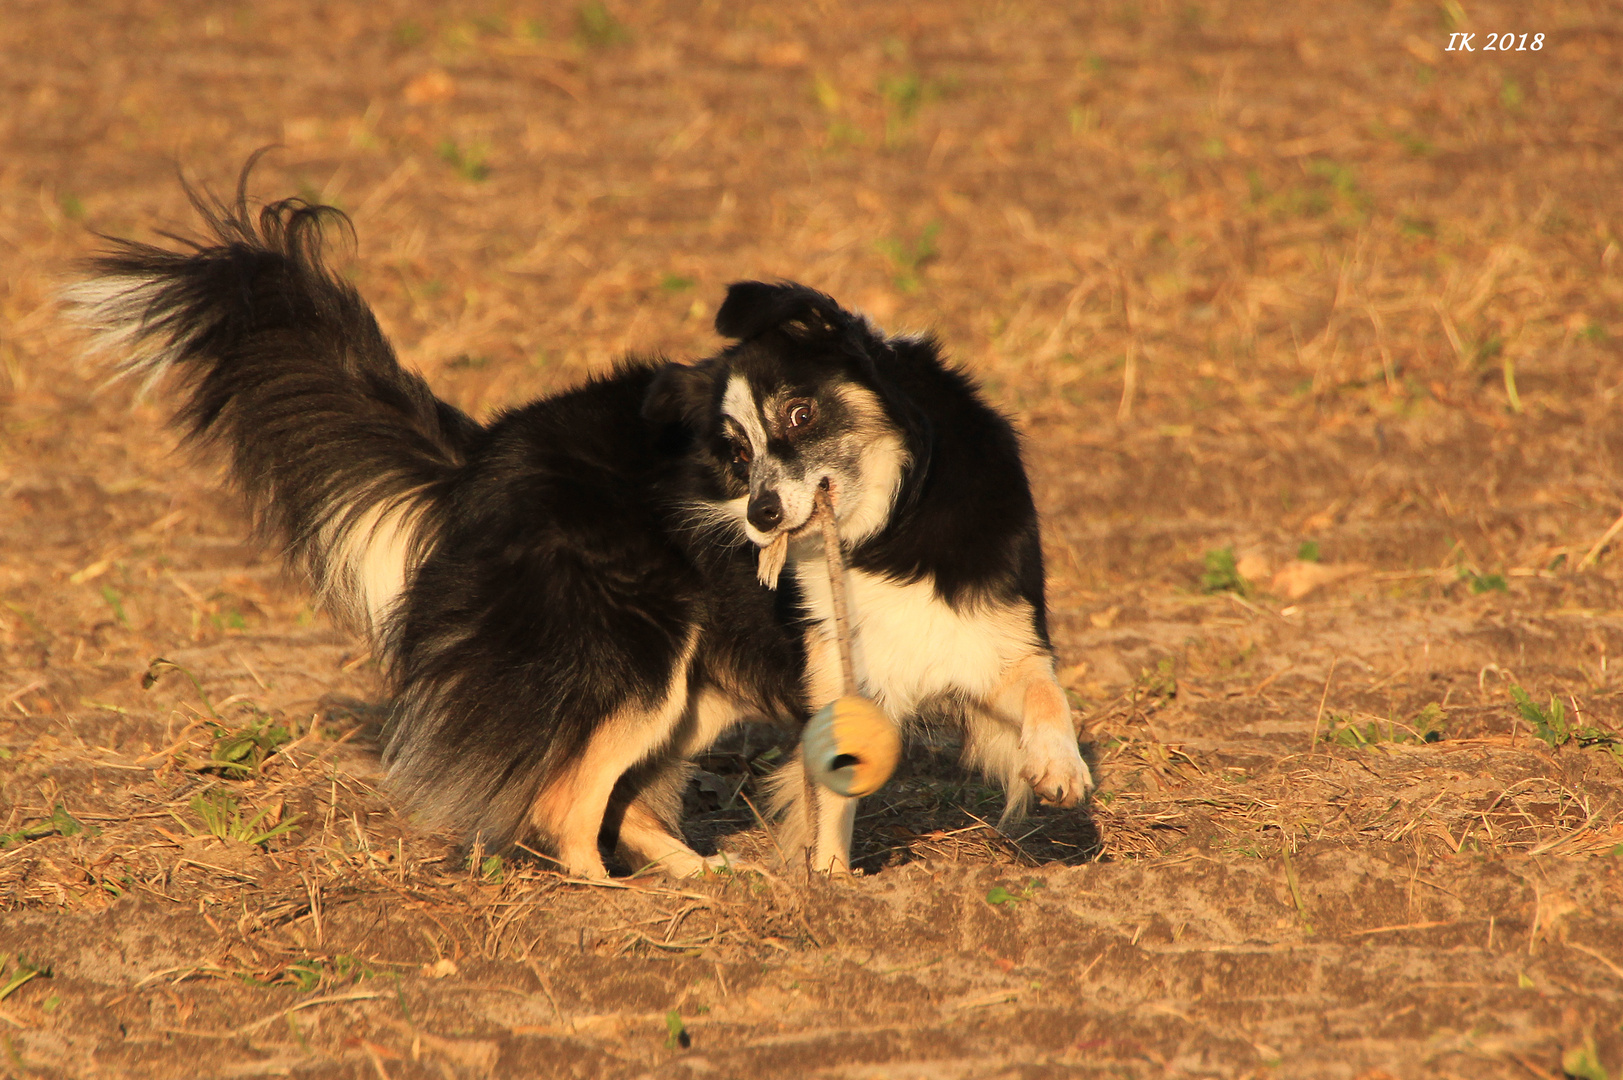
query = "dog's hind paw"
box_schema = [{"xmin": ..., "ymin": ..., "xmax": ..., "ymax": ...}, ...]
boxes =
[
  {"xmin": 1018, "ymin": 727, "xmax": 1094, "ymax": 808},
  {"xmin": 629, "ymin": 848, "xmax": 760, "ymax": 879}
]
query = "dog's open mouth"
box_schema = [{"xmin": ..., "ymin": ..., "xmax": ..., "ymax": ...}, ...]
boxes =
[
  {"xmin": 755, "ymin": 484, "xmax": 833, "ymax": 588},
  {"xmin": 755, "ymin": 519, "xmax": 816, "ymax": 589}
]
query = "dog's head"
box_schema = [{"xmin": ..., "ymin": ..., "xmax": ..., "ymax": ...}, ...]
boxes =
[{"xmin": 645, "ymin": 281, "xmax": 923, "ymax": 567}]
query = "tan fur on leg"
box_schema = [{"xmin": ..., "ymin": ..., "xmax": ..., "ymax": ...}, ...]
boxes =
[
  {"xmin": 617, "ymin": 797, "xmax": 739, "ymax": 876},
  {"xmin": 614, "ymin": 689, "xmax": 754, "ymax": 877},
  {"xmin": 961, "ymin": 651, "xmax": 1092, "ymax": 825},
  {"xmin": 527, "ymin": 636, "xmax": 698, "ymax": 878},
  {"xmin": 1002, "ymin": 653, "xmax": 1092, "ymax": 808}
]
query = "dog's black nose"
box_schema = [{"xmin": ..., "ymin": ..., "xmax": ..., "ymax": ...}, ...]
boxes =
[{"xmin": 747, "ymin": 490, "xmax": 783, "ymax": 532}]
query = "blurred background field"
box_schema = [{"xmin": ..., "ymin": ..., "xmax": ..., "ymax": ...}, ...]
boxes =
[{"xmin": 2, "ymin": 2, "xmax": 1623, "ymax": 1077}]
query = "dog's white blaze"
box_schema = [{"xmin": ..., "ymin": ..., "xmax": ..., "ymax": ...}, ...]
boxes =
[
  {"xmin": 793, "ymin": 559, "xmax": 1040, "ymax": 720},
  {"xmin": 721, "ymin": 374, "xmax": 768, "ymax": 457}
]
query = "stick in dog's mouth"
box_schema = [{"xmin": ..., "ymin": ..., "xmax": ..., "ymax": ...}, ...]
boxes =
[
  {"xmin": 757, "ymin": 531, "xmax": 790, "ymax": 588},
  {"xmin": 755, "ymin": 482, "xmax": 832, "ymax": 588}
]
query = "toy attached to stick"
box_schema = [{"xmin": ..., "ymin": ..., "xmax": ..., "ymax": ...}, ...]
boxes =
[{"xmin": 798, "ymin": 486, "xmax": 901, "ymax": 797}]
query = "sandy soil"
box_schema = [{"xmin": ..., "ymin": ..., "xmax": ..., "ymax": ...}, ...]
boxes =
[{"xmin": 2, "ymin": 2, "xmax": 1623, "ymax": 1077}]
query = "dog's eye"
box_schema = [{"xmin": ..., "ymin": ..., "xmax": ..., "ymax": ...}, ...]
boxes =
[
  {"xmin": 729, "ymin": 438, "xmax": 751, "ymax": 465},
  {"xmin": 785, "ymin": 400, "xmax": 814, "ymax": 430}
]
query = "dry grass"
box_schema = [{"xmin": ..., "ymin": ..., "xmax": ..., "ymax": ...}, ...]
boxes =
[{"xmin": 2, "ymin": 1, "xmax": 1623, "ymax": 1077}]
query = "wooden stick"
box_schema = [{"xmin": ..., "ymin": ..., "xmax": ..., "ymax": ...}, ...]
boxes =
[{"xmin": 814, "ymin": 485, "xmax": 858, "ymax": 697}]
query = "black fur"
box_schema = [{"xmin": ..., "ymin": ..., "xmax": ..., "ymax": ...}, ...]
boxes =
[
  {"xmin": 76, "ymin": 188, "xmax": 807, "ymax": 857},
  {"xmin": 83, "ymin": 186, "xmax": 478, "ymax": 609}
]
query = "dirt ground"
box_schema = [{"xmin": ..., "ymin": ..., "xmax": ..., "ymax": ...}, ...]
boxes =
[{"xmin": 3, "ymin": 1, "xmax": 1623, "ymax": 1076}]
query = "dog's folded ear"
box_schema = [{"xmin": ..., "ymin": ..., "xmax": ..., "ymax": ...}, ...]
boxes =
[
  {"xmin": 642, "ymin": 359, "xmax": 714, "ymax": 427},
  {"xmin": 715, "ymin": 280, "xmax": 849, "ymax": 342}
]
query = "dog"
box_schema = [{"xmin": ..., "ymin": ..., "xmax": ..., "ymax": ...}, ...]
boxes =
[{"xmin": 69, "ymin": 178, "xmax": 1092, "ymax": 877}]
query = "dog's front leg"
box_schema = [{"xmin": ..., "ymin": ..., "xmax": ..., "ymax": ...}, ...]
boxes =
[
  {"xmin": 803, "ymin": 749, "xmax": 858, "ymax": 871},
  {"xmin": 768, "ymin": 627, "xmax": 859, "ymax": 872},
  {"xmin": 1000, "ymin": 653, "xmax": 1093, "ymax": 807},
  {"xmin": 767, "ymin": 747, "xmax": 857, "ymax": 873}
]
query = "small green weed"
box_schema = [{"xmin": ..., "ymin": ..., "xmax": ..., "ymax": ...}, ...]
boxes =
[
  {"xmin": 1136, "ymin": 658, "xmax": 1177, "ymax": 701},
  {"xmin": 1296, "ymin": 540, "xmax": 1320, "ymax": 563},
  {"xmin": 1397, "ymin": 215, "xmax": 1435, "ymax": 241},
  {"xmin": 241, "ymin": 954, "xmax": 379, "ymax": 992},
  {"xmin": 665, "ymin": 1008, "xmax": 691, "ymax": 1049},
  {"xmin": 1562, "ymin": 1035, "xmax": 1609, "ymax": 1080},
  {"xmin": 0, "ymin": 956, "xmax": 49, "ymax": 1003},
  {"xmin": 0, "ymin": 804, "xmax": 94, "ymax": 849},
  {"xmin": 811, "ymin": 72, "xmax": 841, "ymax": 113},
  {"xmin": 472, "ymin": 853, "xmax": 504, "ymax": 883},
  {"xmin": 1069, "ymin": 105, "xmax": 1099, "ymax": 134},
  {"xmin": 660, "ymin": 273, "xmax": 695, "ymax": 292},
  {"xmin": 1201, "ymin": 546, "xmax": 1247, "ymax": 595},
  {"xmin": 1306, "ymin": 159, "xmax": 1365, "ymax": 208},
  {"xmin": 876, "ymin": 221, "xmax": 940, "ymax": 292},
  {"xmin": 879, "ymin": 72, "xmax": 924, "ymax": 121},
  {"xmin": 985, "ymin": 880, "xmax": 1044, "ymax": 907},
  {"xmin": 1510, "ymin": 687, "xmax": 1623, "ymax": 758},
  {"xmin": 178, "ymin": 790, "xmax": 300, "ymax": 848},
  {"xmin": 576, "ymin": 2, "xmax": 628, "ymax": 48},
  {"xmin": 1323, "ymin": 703, "xmax": 1445, "ymax": 748},
  {"xmin": 203, "ymin": 714, "xmax": 292, "ymax": 776},
  {"xmin": 142, "ymin": 656, "xmax": 218, "ymax": 717},
  {"xmin": 1397, "ymin": 132, "xmax": 1433, "ymax": 157},
  {"xmin": 878, "ymin": 71, "xmax": 938, "ymax": 144},
  {"xmin": 282, "ymin": 960, "xmax": 324, "ymax": 992},
  {"xmin": 435, "ymin": 139, "xmax": 490, "ymax": 182},
  {"xmin": 1457, "ymin": 566, "xmax": 1508, "ymax": 594}
]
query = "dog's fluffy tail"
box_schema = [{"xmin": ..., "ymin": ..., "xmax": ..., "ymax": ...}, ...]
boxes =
[{"xmin": 66, "ymin": 181, "xmax": 479, "ymax": 633}]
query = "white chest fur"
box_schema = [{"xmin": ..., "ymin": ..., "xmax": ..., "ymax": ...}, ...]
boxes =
[{"xmin": 791, "ymin": 555, "xmax": 1041, "ymax": 720}]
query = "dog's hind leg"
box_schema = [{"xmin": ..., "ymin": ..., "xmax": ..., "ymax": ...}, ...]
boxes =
[
  {"xmin": 527, "ymin": 662, "xmax": 696, "ymax": 879},
  {"xmin": 610, "ymin": 689, "xmax": 751, "ymax": 877},
  {"xmin": 614, "ymin": 773, "xmax": 749, "ymax": 877}
]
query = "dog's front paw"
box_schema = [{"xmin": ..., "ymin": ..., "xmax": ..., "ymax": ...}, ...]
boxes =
[{"xmin": 1018, "ymin": 727, "xmax": 1093, "ymax": 808}]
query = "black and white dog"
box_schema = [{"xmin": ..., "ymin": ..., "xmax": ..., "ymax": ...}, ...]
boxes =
[{"xmin": 70, "ymin": 181, "xmax": 1091, "ymax": 877}]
